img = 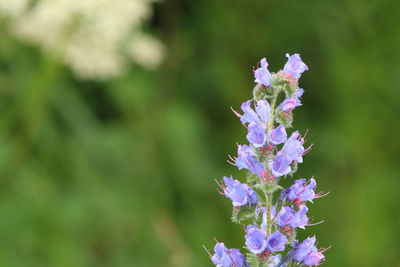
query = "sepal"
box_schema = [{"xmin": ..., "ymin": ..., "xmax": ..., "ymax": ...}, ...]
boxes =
[
  {"xmin": 246, "ymin": 172, "xmax": 261, "ymax": 187},
  {"xmin": 231, "ymin": 205, "xmax": 257, "ymax": 224},
  {"xmin": 275, "ymin": 110, "xmax": 293, "ymax": 128},
  {"xmin": 246, "ymin": 252, "xmax": 261, "ymax": 267},
  {"xmin": 279, "ymin": 225, "xmax": 298, "ymax": 248},
  {"xmin": 288, "ymin": 161, "xmax": 298, "ymax": 176},
  {"xmin": 253, "ymin": 84, "xmax": 275, "ymax": 101}
]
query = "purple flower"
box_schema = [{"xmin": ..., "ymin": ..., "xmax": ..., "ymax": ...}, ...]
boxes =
[
  {"xmin": 245, "ymin": 225, "xmax": 268, "ymax": 254},
  {"xmin": 281, "ymin": 131, "xmax": 304, "ymax": 163},
  {"xmin": 283, "ymin": 53, "xmax": 308, "ymax": 79},
  {"xmin": 283, "ymin": 178, "xmax": 317, "ymax": 203},
  {"xmin": 268, "ymin": 254, "xmax": 282, "ymax": 267},
  {"xmin": 238, "ymin": 100, "xmax": 270, "ymax": 127},
  {"xmin": 295, "ymin": 88, "xmax": 304, "ymax": 98},
  {"xmin": 269, "ymin": 125, "xmax": 287, "ymax": 145},
  {"xmin": 269, "ymin": 151, "xmax": 292, "ymax": 177},
  {"xmin": 276, "ymin": 205, "xmax": 309, "ymax": 229},
  {"xmin": 235, "ymin": 145, "xmax": 265, "ymax": 176},
  {"xmin": 235, "ymin": 100, "xmax": 270, "ymax": 147},
  {"xmin": 266, "ymin": 231, "xmax": 288, "ymax": 252},
  {"xmin": 211, "ymin": 242, "xmax": 248, "ymax": 267},
  {"xmin": 223, "ymin": 176, "xmax": 258, "ymax": 207},
  {"xmin": 280, "ymin": 97, "xmax": 302, "ymax": 112},
  {"xmin": 254, "ymin": 58, "xmax": 272, "ymax": 87},
  {"xmin": 247, "ymin": 123, "xmax": 267, "ymax": 147},
  {"xmin": 211, "ymin": 243, "xmax": 234, "ymax": 267},
  {"xmin": 270, "ymin": 131, "xmax": 305, "ymax": 177},
  {"xmin": 292, "ymin": 236, "xmax": 322, "ymax": 264},
  {"xmin": 303, "ymin": 251, "xmax": 325, "ymax": 266}
]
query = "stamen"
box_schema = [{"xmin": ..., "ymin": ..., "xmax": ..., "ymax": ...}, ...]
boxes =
[
  {"xmin": 316, "ymin": 191, "xmax": 330, "ymax": 198},
  {"xmin": 308, "ymin": 220, "xmax": 325, "ymax": 226},
  {"xmin": 319, "ymin": 245, "xmax": 332, "ymax": 253},
  {"xmin": 202, "ymin": 245, "xmax": 213, "ymax": 257},
  {"xmin": 230, "ymin": 106, "xmax": 241, "ymax": 118}
]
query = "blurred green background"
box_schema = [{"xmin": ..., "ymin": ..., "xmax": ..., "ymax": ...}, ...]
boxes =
[{"xmin": 0, "ymin": 0, "xmax": 399, "ymax": 266}]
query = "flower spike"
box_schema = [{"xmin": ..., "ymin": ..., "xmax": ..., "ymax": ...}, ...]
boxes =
[{"xmin": 209, "ymin": 54, "xmax": 327, "ymax": 267}]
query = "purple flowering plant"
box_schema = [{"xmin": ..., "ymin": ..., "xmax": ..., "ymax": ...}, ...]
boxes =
[{"xmin": 207, "ymin": 54, "xmax": 328, "ymax": 266}]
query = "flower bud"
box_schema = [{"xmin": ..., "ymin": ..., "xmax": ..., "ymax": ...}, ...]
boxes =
[
  {"xmin": 279, "ymin": 98, "xmax": 301, "ymax": 112},
  {"xmin": 270, "ymin": 72, "xmax": 298, "ymax": 97}
]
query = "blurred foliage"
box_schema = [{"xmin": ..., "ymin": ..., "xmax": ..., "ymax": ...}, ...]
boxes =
[{"xmin": 0, "ymin": 0, "xmax": 399, "ymax": 266}]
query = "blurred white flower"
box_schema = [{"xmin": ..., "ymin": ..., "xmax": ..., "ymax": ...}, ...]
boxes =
[
  {"xmin": 0, "ymin": 0, "xmax": 28, "ymax": 17},
  {"xmin": 127, "ymin": 34, "xmax": 165, "ymax": 70},
  {"xmin": 0, "ymin": 0, "xmax": 164, "ymax": 80}
]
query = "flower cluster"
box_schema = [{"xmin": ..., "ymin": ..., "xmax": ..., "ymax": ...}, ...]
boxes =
[
  {"xmin": 208, "ymin": 54, "xmax": 327, "ymax": 266},
  {"xmin": 0, "ymin": 0, "xmax": 164, "ymax": 80}
]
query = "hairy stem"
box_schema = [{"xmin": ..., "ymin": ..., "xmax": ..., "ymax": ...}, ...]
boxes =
[{"xmin": 263, "ymin": 89, "xmax": 280, "ymax": 235}]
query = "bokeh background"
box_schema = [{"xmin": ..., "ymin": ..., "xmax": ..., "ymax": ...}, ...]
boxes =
[{"xmin": 0, "ymin": 0, "xmax": 399, "ymax": 266}]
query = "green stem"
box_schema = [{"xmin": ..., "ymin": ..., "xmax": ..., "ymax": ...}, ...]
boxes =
[
  {"xmin": 267, "ymin": 93, "xmax": 278, "ymax": 135},
  {"xmin": 263, "ymin": 89, "xmax": 280, "ymax": 235}
]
